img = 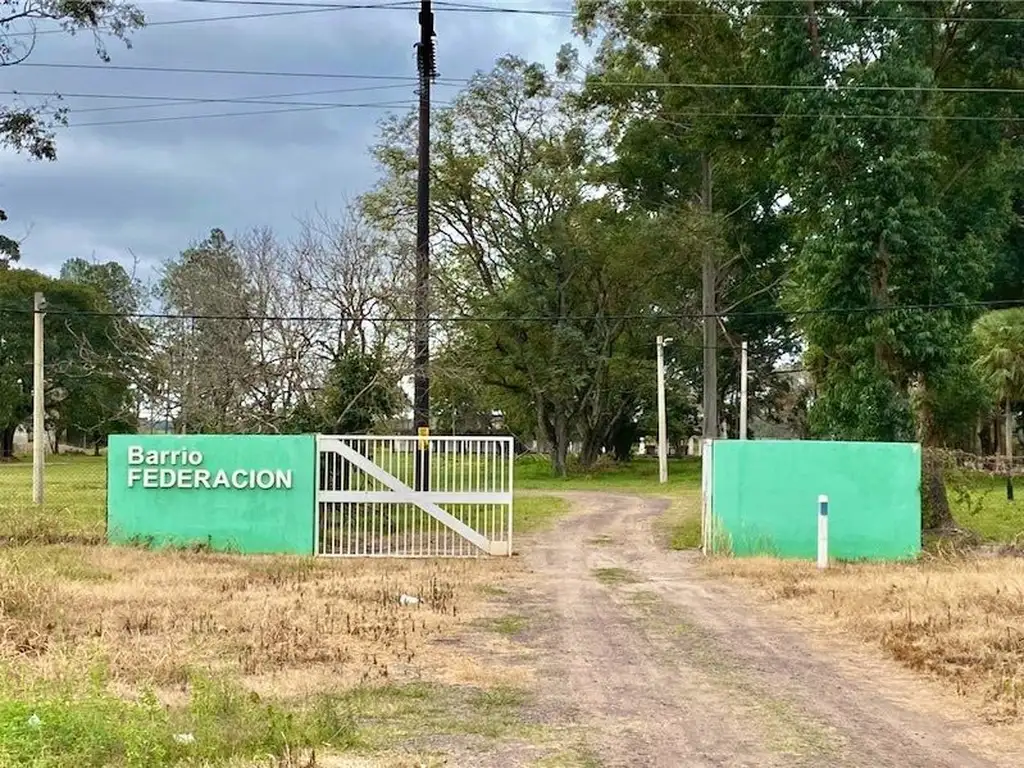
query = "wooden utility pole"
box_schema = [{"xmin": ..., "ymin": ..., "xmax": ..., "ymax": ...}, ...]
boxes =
[
  {"xmin": 32, "ymin": 291, "xmax": 45, "ymax": 505},
  {"xmin": 413, "ymin": 0, "xmax": 436, "ymax": 490},
  {"xmin": 701, "ymin": 153, "xmax": 718, "ymax": 440}
]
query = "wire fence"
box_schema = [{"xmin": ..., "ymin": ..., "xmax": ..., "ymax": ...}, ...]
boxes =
[{"xmin": 0, "ymin": 444, "xmax": 108, "ymax": 544}]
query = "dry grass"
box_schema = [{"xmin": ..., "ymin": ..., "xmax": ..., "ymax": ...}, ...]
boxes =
[
  {"xmin": 0, "ymin": 544, "xmax": 519, "ymax": 697},
  {"xmin": 704, "ymin": 555, "xmax": 1024, "ymax": 723}
]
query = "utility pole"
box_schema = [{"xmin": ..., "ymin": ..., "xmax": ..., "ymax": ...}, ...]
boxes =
[
  {"xmin": 701, "ymin": 152, "xmax": 718, "ymax": 440},
  {"xmin": 739, "ymin": 340, "xmax": 748, "ymax": 440},
  {"xmin": 657, "ymin": 336, "xmax": 672, "ymax": 484},
  {"xmin": 414, "ymin": 0, "xmax": 437, "ymax": 491},
  {"xmin": 32, "ymin": 292, "xmax": 45, "ymax": 505}
]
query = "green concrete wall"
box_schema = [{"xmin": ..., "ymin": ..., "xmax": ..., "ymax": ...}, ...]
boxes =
[
  {"xmin": 107, "ymin": 434, "xmax": 316, "ymax": 554},
  {"xmin": 709, "ymin": 440, "xmax": 921, "ymax": 560}
]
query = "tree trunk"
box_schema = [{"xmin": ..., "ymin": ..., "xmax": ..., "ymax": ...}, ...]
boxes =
[
  {"xmin": 534, "ymin": 400, "xmax": 550, "ymax": 457},
  {"xmin": 916, "ymin": 382, "xmax": 954, "ymax": 530},
  {"xmin": 921, "ymin": 451, "xmax": 955, "ymax": 530},
  {"xmin": 551, "ymin": 409, "xmax": 570, "ymax": 477},
  {"xmin": 1, "ymin": 427, "xmax": 14, "ymax": 460},
  {"xmin": 1005, "ymin": 399, "xmax": 1014, "ymax": 464},
  {"xmin": 578, "ymin": 439, "xmax": 601, "ymax": 470}
]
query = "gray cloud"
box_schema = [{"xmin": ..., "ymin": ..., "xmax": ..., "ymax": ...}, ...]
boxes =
[{"xmin": 2, "ymin": 0, "xmax": 574, "ymax": 278}]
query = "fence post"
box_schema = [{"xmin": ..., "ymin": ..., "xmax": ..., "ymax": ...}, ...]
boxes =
[{"xmin": 817, "ymin": 494, "xmax": 829, "ymax": 569}]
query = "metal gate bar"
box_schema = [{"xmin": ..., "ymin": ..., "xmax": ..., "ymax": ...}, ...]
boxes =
[{"xmin": 315, "ymin": 435, "xmax": 514, "ymax": 557}]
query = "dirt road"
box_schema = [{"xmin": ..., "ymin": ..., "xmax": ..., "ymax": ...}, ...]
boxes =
[{"xmin": 502, "ymin": 492, "xmax": 1015, "ymax": 768}]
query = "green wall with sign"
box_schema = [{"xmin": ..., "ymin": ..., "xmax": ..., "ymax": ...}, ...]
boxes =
[
  {"xmin": 706, "ymin": 440, "xmax": 921, "ymax": 560},
  {"xmin": 107, "ymin": 434, "xmax": 316, "ymax": 554}
]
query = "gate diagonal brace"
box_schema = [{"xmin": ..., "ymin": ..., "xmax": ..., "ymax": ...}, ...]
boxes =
[{"xmin": 319, "ymin": 438, "xmax": 509, "ymax": 556}]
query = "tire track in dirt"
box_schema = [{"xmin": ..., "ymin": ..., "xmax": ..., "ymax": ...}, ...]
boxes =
[{"xmin": 506, "ymin": 492, "xmax": 1010, "ymax": 768}]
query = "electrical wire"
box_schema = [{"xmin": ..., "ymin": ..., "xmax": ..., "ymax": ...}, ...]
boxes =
[
  {"xmin": 2, "ymin": 5, "xmax": 409, "ymax": 39},
  {"xmin": 4, "ymin": 298, "xmax": 1023, "ymax": 323},
  {"xmin": 16, "ymin": 61, "xmax": 1024, "ymax": 97},
  {"xmin": 64, "ymin": 99, "xmax": 444, "ymax": 127},
  {"xmin": 15, "ymin": 61, "xmax": 430, "ymax": 81},
  {"xmin": 10, "ymin": 83, "xmax": 434, "ymax": 115},
  {"xmin": 163, "ymin": 0, "xmax": 1024, "ymax": 25}
]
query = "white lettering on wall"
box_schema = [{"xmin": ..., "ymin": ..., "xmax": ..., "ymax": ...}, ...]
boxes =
[{"xmin": 125, "ymin": 444, "xmax": 294, "ymax": 490}]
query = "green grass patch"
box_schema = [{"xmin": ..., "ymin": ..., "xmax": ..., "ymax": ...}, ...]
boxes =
[
  {"xmin": 516, "ymin": 455, "xmax": 701, "ymax": 493},
  {"xmin": 343, "ymin": 682, "xmax": 533, "ymax": 747},
  {"xmin": 478, "ymin": 614, "xmax": 528, "ymax": 636},
  {"xmin": 0, "ymin": 457, "xmax": 106, "ymax": 544},
  {"xmin": 0, "ymin": 675, "xmax": 358, "ymax": 767},
  {"xmin": 592, "ymin": 567, "xmax": 642, "ymax": 585},
  {"xmin": 513, "ymin": 495, "xmax": 569, "ymax": 534},
  {"xmin": 949, "ymin": 472, "xmax": 1024, "ymax": 543},
  {"xmin": 653, "ymin": 490, "xmax": 702, "ymax": 551}
]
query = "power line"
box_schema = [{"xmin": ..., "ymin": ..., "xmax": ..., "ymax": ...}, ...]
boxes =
[
  {"xmin": 15, "ymin": 61, "xmax": 435, "ymax": 81},
  {"xmin": 7, "ymin": 84, "xmax": 426, "ymax": 112},
  {"xmin": 65, "ymin": 99, "xmax": 436, "ymax": 127},
  {"xmin": 16, "ymin": 61, "xmax": 1024, "ymax": 97},
  {"xmin": 7, "ymin": 0, "xmax": 1023, "ymax": 29},
  {"xmin": 656, "ymin": 110, "xmax": 1024, "ymax": 123},
  {"xmin": 2, "ymin": 5, "xmax": 400, "ymax": 38},
  {"xmin": 6, "ymin": 298, "xmax": 1024, "ymax": 322},
  {"xmin": 55, "ymin": 103, "xmax": 1022, "ymax": 127},
  {"xmin": 157, "ymin": 0, "xmax": 1024, "ymax": 24}
]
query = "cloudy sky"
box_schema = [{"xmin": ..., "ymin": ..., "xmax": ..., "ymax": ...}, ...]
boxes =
[{"xmin": 2, "ymin": 0, "xmax": 575, "ymax": 279}]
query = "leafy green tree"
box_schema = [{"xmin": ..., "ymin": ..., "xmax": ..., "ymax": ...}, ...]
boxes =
[
  {"xmin": 0, "ymin": 268, "xmax": 128, "ymax": 457},
  {"xmin": 60, "ymin": 257, "xmax": 143, "ymax": 314},
  {"xmin": 1, "ymin": 0, "xmax": 145, "ymax": 265},
  {"xmin": 367, "ymin": 56, "xmax": 707, "ymax": 474},
  {"xmin": 573, "ymin": 1, "xmax": 798, "ymax": 434},
  {"xmin": 974, "ymin": 309, "xmax": 1024, "ymax": 456},
  {"xmin": 57, "ymin": 258, "xmax": 148, "ymax": 450},
  {"xmin": 760, "ymin": 2, "xmax": 1017, "ymax": 439},
  {"xmin": 759, "ymin": 1, "xmax": 1021, "ymax": 524},
  {"xmin": 318, "ymin": 348, "xmax": 403, "ymax": 434}
]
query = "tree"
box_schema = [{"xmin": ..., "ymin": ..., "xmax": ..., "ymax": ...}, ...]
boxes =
[
  {"xmin": 0, "ymin": 268, "xmax": 129, "ymax": 458},
  {"xmin": 367, "ymin": 56, "xmax": 709, "ymax": 474},
  {"xmin": 158, "ymin": 228, "xmax": 256, "ymax": 433},
  {"xmin": 761, "ymin": 1, "xmax": 1021, "ymax": 525},
  {"xmin": 974, "ymin": 309, "xmax": 1024, "ymax": 458},
  {"xmin": 573, "ymin": 1, "xmax": 798, "ymax": 436},
  {"xmin": 57, "ymin": 257, "xmax": 148, "ymax": 451},
  {"xmin": 1, "ymin": 0, "xmax": 144, "ymax": 265},
  {"xmin": 319, "ymin": 348, "xmax": 403, "ymax": 434}
]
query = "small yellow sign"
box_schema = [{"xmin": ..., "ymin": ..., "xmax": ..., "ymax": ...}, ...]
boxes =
[{"xmin": 418, "ymin": 426, "xmax": 429, "ymax": 450}]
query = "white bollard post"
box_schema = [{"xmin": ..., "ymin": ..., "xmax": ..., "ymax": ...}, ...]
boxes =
[{"xmin": 817, "ymin": 494, "xmax": 829, "ymax": 570}]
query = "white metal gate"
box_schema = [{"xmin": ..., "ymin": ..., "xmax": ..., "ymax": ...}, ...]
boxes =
[{"xmin": 316, "ymin": 435, "xmax": 514, "ymax": 557}]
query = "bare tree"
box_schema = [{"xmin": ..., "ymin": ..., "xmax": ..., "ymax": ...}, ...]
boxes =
[{"xmin": 291, "ymin": 203, "xmax": 407, "ymax": 363}]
